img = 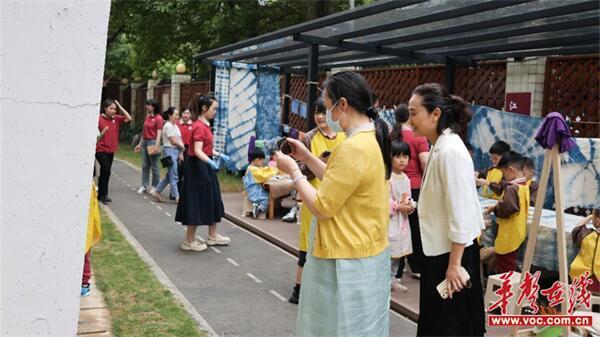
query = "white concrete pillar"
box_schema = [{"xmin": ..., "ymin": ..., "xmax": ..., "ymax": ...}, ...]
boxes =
[
  {"xmin": 505, "ymin": 57, "xmax": 547, "ymax": 117},
  {"xmin": 171, "ymin": 74, "xmax": 191, "ymax": 110},
  {"xmin": 147, "ymin": 79, "xmax": 159, "ymax": 100},
  {"xmin": 1, "ymin": 1, "xmax": 110, "ymax": 335}
]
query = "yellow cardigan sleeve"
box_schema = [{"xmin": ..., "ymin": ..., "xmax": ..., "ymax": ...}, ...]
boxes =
[
  {"xmin": 86, "ymin": 183, "xmax": 102, "ymax": 252},
  {"xmin": 314, "ymin": 141, "xmax": 365, "ymax": 218}
]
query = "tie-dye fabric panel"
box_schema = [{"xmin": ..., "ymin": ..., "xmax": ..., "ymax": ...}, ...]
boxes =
[
  {"xmin": 378, "ymin": 109, "xmax": 395, "ymax": 129},
  {"xmin": 468, "ymin": 105, "xmax": 599, "ymax": 209},
  {"xmin": 226, "ymin": 67, "xmax": 257, "ymax": 171},
  {"xmin": 213, "ymin": 66, "xmax": 230, "ymax": 154},
  {"xmin": 256, "ymin": 69, "xmax": 281, "ymax": 140}
]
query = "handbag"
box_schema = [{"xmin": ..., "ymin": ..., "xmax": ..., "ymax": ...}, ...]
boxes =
[{"xmin": 160, "ymin": 155, "xmax": 173, "ymax": 168}]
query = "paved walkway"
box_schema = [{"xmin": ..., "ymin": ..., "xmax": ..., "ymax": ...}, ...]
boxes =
[
  {"xmin": 222, "ymin": 193, "xmax": 422, "ymax": 320},
  {"xmin": 221, "ymin": 184, "xmax": 510, "ymax": 337},
  {"xmin": 77, "ymin": 276, "xmax": 113, "ymax": 337},
  {"xmin": 106, "ymin": 160, "xmax": 417, "ymax": 337}
]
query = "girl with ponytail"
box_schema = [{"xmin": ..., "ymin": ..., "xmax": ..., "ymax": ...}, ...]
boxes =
[
  {"xmin": 275, "ymin": 71, "xmax": 391, "ymax": 336},
  {"xmin": 175, "ymin": 94, "xmax": 231, "ymax": 252},
  {"xmin": 390, "ymin": 102, "xmax": 430, "ymax": 282},
  {"xmin": 409, "ymin": 83, "xmax": 485, "ymax": 336}
]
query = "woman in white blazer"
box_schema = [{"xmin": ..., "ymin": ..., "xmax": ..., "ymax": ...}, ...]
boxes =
[{"xmin": 408, "ymin": 83, "xmax": 486, "ymax": 336}]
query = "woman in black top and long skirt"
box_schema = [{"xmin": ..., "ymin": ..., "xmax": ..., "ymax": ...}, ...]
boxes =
[{"xmin": 175, "ymin": 95, "xmax": 231, "ymax": 251}]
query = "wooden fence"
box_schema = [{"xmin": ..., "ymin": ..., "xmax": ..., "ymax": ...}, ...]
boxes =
[
  {"xmin": 110, "ymin": 55, "xmax": 598, "ymax": 136},
  {"xmin": 180, "ymin": 81, "xmax": 211, "ymax": 110},
  {"xmin": 543, "ymin": 55, "xmax": 599, "ymax": 138}
]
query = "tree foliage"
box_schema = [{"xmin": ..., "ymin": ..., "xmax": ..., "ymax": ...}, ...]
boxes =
[{"xmin": 104, "ymin": 0, "xmax": 373, "ymax": 81}]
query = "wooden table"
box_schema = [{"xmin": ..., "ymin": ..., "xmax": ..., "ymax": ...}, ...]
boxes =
[{"xmin": 262, "ymin": 176, "xmax": 294, "ymax": 219}]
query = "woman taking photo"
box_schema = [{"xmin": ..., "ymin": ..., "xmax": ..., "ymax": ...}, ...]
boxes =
[
  {"xmin": 135, "ymin": 99, "xmax": 163, "ymax": 194},
  {"xmin": 175, "ymin": 95, "xmax": 231, "ymax": 252},
  {"xmin": 408, "ymin": 83, "xmax": 485, "ymax": 336},
  {"xmin": 276, "ymin": 71, "xmax": 391, "ymax": 337},
  {"xmin": 96, "ymin": 98, "xmax": 132, "ymax": 204},
  {"xmin": 151, "ymin": 107, "xmax": 184, "ymax": 202}
]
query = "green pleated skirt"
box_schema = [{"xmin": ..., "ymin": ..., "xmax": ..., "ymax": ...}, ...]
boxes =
[{"xmin": 296, "ymin": 219, "xmax": 391, "ymax": 337}]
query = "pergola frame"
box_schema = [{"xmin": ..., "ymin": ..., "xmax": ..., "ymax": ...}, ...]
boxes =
[{"xmin": 194, "ymin": 0, "xmax": 599, "ymax": 130}]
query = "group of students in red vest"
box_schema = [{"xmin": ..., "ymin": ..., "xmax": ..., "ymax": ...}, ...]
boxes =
[
  {"xmin": 95, "ymin": 98, "xmax": 194, "ymax": 203},
  {"xmin": 95, "ymin": 96, "xmax": 231, "ymax": 253}
]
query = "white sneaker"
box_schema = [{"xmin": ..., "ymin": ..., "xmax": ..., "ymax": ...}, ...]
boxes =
[
  {"xmin": 282, "ymin": 206, "xmax": 297, "ymax": 222},
  {"xmin": 181, "ymin": 240, "xmax": 207, "ymax": 252},
  {"xmin": 391, "ymin": 279, "xmax": 408, "ymax": 292},
  {"xmin": 136, "ymin": 186, "xmax": 146, "ymax": 195}
]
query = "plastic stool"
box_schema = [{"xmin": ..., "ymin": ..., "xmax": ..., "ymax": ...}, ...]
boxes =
[
  {"xmin": 242, "ymin": 192, "xmax": 253, "ymax": 217},
  {"xmin": 484, "ymin": 271, "xmax": 521, "ymax": 314}
]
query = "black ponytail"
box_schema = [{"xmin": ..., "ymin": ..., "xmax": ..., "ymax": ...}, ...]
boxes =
[
  {"xmin": 412, "ymin": 83, "xmax": 472, "ymax": 142},
  {"xmin": 391, "ymin": 103, "xmax": 409, "ymax": 142},
  {"xmin": 162, "ymin": 106, "xmax": 177, "ymax": 121},
  {"xmin": 324, "ymin": 71, "xmax": 391, "ymax": 179},
  {"xmin": 190, "ymin": 94, "xmax": 217, "ymax": 121}
]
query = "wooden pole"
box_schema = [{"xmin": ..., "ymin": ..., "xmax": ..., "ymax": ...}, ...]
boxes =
[
  {"xmin": 511, "ymin": 145, "xmax": 554, "ymax": 336},
  {"xmin": 551, "ymin": 146, "xmax": 570, "ymax": 337}
]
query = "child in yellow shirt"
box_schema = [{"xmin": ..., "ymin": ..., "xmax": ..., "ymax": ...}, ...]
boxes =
[
  {"xmin": 477, "ymin": 140, "xmax": 511, "ymax": 199},
  {"xmin": 485, "ymin": 151, "xmax": 530, "ymax": 274},
  {"xmin": 522, "ymin": 157, "xmax": 539, "ymax": 206},
  {"xmin": 82, "ymin": 182, "xmax": 102, "ymax": 296},
  {"xmin": 243, "ymin": 148, "xmax": 279, "ymax": 219},
  {"xmin": 570, "ymin": 208, "xmax": 600, "ymax": 295}
]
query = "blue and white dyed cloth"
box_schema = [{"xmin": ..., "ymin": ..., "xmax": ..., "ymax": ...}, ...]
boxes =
[
  {"xmin": 256, "ymin": 69, "xmax": 281, "ymax": 141},
  {"xmin": 212, "ymin": 61, "xmax": 282, "ymax": 172},
  {"xmin": 213, "ymin": 65, "xmax": 230, "ymax": 155},
  {"xmin": 378, "ymin": 109, "xmax": 395, "ymax": 130},
  {"xmin": 225, "ymin": 66, "xmax": 257, "ymax": 171},
  {"xmin": 290, "ymin": 98, "xmax": 307, "ymax": 118},
  {"xmin": 468, "ymin": 105, "xmax": 600, "ymax": 209}
]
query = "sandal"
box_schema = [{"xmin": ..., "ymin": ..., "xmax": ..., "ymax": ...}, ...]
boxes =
[
  {"xmin": 150, "ymin": 190, "xmax": 163, "ymax": 202},
  {"xmin": 206, "ymin": 234, "xmax": 231, "ymax": 246}
]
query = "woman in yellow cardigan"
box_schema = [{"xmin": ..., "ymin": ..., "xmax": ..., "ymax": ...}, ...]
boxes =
[{"xmin": 276, "ymin": 71, "xmax": 391, "ymax": 337}]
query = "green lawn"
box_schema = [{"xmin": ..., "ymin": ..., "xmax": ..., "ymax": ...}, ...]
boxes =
[
  {"xmin": 93, "ymin": 211, "xmax": 206, "ymax": 337},
  {"xmin": 116, "ymin": 142, "xmax": 243, "ymax": 193}
]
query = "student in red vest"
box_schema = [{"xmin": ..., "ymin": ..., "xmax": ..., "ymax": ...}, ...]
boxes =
[
  {"xmin": 95, "ymin": 98, "xmax": 132, "ymax": 204},
  {"xmin": 177, "ymin": 108, "xmax": 193, "ymax": 196},
  {"xmin": 134, "ymin": 99, "xmax": 163, "ymax": 194},
  {"xmin": 175, "ymin": 95, "xmax": 231, "ymax": 252}
]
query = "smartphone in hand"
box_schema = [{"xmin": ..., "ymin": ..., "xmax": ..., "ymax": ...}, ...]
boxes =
[{"xmin": 277, "ymin": 137, "xmax": 293, "ymax": 155}]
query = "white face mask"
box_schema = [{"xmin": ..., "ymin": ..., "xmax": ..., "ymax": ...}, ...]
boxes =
[{"xmin": 325, "ymin": 101, "xmax": 343, "ymax": 133}]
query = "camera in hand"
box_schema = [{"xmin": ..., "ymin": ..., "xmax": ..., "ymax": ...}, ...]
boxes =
[{"xmin": 277, "ymin": 137, "xmax": 293, "ymax": 155}]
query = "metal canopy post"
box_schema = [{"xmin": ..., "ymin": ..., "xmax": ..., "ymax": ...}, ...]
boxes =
[
  {"xmin": 445, "ymin": 57, "xmax": 455, "ymax": 94},
  {"xmin": 307, "ymin": 44, "xmax": 319, "ymax": 131},
  {"xmin": 209, "ymin": 65, "xmax": 216, "ymax": 94},
  {"xmin": 283, "ymin": 73, "xmax": 291, "ymax": 125}
]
